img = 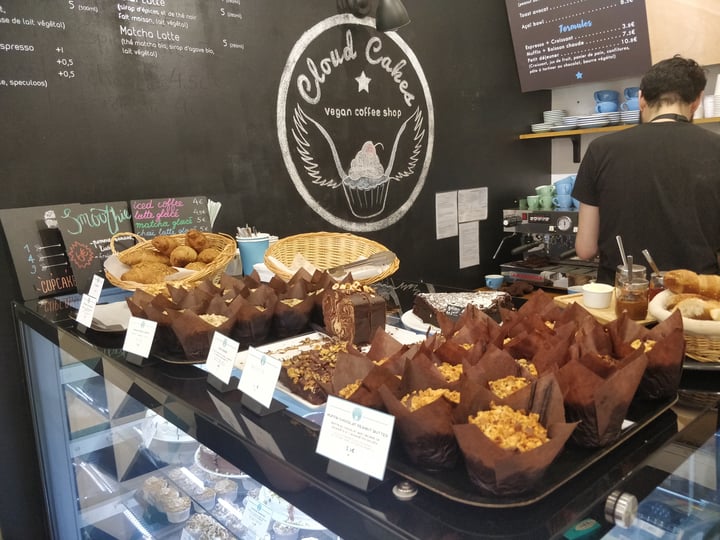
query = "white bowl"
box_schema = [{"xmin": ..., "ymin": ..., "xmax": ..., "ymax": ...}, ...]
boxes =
[{"xmin": 582, "ymin": 282, "xmax": 613, "ymax": 309}]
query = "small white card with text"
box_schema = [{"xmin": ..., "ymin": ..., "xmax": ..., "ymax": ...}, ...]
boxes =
[
  {"xmin": 206, "ymin": 332, "xmax": 239, "ymax": 384},
  {"xmin": 123, "ymin": 317, "xmax": 157, "ymax": 358},
  {"xmin": 316, "ymin": 395, "xmax": 394, "ymax": 480},
  {"xmin": 238, "ymin": 347, "xmax": 282, "ymax": 408}
]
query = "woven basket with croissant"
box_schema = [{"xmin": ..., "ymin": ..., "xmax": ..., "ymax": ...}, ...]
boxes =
[
  {"xmin": 263, "ymin": 231, "xmax": 399, "ymax": 284},
  {"xmin": 648, "ymin": 269, "xmax": 720, "ymax": 362},
  {"xmin": 105, "ymin": 231, "xmax": 236, "ymax": 295}
]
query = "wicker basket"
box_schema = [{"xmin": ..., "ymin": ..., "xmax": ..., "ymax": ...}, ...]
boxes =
[
  {"xmin": 105, "ymin": 231, "xmax": 237, "ymax": 295},
  {"xmin": 684, "ymin": 334, "xmax": 720, "ymax": 363},
  {"xmin": 264, "ymin": 232, "xmax": 399, "ymax": 284}
]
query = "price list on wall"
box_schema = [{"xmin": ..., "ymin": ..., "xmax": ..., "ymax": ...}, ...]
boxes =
[
  {"xmin": 504, "ymin": 0, "xmax": 651, "ymax": 92},
  {"xmin": 0, "ymin": 0, "xmax": 246, "ymax": 92}
]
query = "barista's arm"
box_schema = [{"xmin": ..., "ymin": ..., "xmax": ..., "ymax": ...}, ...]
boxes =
[{"xmin": 575, "ymin": 202, "xmax": 600, "ymax": 260}]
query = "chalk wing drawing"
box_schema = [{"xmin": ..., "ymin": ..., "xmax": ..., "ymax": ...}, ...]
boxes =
[{"xmin": 291, "ymin": 105, "xmax": 425, "ymax": 218}]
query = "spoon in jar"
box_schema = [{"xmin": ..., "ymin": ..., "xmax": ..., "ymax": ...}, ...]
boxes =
[
  {"xmin": 642, "ymin": 249, "xmax": 661, "ymax": 275},
  {"xmin": 627, "ymin": 254, "xmax": 633, "ymax": 284},
  {"xmin": 616, "ymin": 235, "xmax": 628, "ymax": 268}
]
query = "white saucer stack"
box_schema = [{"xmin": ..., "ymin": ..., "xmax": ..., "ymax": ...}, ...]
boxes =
[{"xmin": 620, "ymin": 110, "xmax": 640, "ymax": 124}]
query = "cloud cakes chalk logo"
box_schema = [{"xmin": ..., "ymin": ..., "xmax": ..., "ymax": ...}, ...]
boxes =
[{"xmin": 278, "ymin": 14, "xmax": 434, "ymax": 232}]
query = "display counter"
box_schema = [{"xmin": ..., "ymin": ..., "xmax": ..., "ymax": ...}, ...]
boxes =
[{"xmin": 13, "ymin": 297, "xmax": 720, "ymax": 539}]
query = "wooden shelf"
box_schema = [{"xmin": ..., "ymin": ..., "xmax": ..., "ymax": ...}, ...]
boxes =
[{"xmin": 519, "ymin": 117, "xmax": 720, "ymax": 162}]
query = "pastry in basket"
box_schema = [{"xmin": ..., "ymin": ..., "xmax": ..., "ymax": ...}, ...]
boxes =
[
  {"xmin": 170, "ymin": 245, "xmax": 198, "ymax": 267},
  {"xmin": 121, "ymin": 261, "xmax": 178, "ymax": 284},
  {"xmin": 452, "ymin": 373, "xmax": 576, "ymax": 495},
  {"xmin": 198, "ymin": 247, "xmax": 220, "ymax": 264},
  {"xmin": 185, "ymin": 228, "xmax": 210, "ymax": 252},
  {"xmin": 118, "ymin": 249, "xmax": 171, "ymax": 267},
  {"xmin": 151, "ymin": 235, "xmax": 179, "ymax": 256},
  {"xmin": 664, "ymin": 269, "xmax": 720, "ymax": 300},
  {"xmin": 668, "ymin": 294, "xmax": 720, "ymax": 321}
]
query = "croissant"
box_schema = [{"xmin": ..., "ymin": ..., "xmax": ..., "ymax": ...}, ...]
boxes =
[
  {"xmin": 664, "ymin": 269, "xmax": 720, "ymax": 300},
  {"xmin": 185, "ymin": 229, "xmax": 209, "ymax": 252},
  {"xmin": 122, "ymin": 262, "xmax": 178, "ymax": 284},
  {"xmin": 170, "ymin": 245, "xmax": 198, "ymax": 267},
  {"xmin": 151, "ymin": 235, "xmax": 179, "ymax": 256},
  {"xmin": 673, "ymin": 297, "xmax": 720, "ymax": 321}
]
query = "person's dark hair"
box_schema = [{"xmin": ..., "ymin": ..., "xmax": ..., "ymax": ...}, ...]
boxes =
[{"xmin": 640, "ymin": 55, "xmax": 707, "ymax": 107}]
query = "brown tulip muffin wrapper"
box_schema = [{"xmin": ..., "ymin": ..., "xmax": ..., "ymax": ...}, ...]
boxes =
[
  {"xmin": 379, "ymin": 385, "xmax": 459, "ymax": 470},
  {"xmin": 605, "ymin": 310, "xmax": 685, "ymax": 400},
  {"xmin": 557, "ymin": 352, "xmax": 648, "ymax": 447},
  {"xmin": 453, "ymin": 373, "xmax": 576, "ymax": 495},
  {"xmin": 169, "ymin": 309, "xmax": 237, "ymax": 361}
]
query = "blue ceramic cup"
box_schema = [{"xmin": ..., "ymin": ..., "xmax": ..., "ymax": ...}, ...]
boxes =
[
  {"xmin": 621, "ymin": 98, "xmax": 639, "ymax": 111},
  {"xmin": 595, "ymin": 101, "xmax": 619, "ymax": 113},
  {"xmin": 594, "ymin": 89, "xmax": 619, "ymax": 102},
  {"xmin": 554, "ymin": 182, "xmax": 572, "ymax": 195},
  {"xmin": 237, "ymin": 234, "xmax": 270, "ymax": 275},
  {"xmin": 624, "ymin": 86, "xmax": 640, "ymax": 100},
  {"xmin": 485, "ymin": 274, "xmax": 504, "ymax": 290},
  {"xmin": 553, "ymin": 194, "xmax": 573, "ymax": 208}
]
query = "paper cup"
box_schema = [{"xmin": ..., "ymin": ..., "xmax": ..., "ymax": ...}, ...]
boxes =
[{"xmin": 237, "ymin": 234, "xmax": 270, "ymax": 275}]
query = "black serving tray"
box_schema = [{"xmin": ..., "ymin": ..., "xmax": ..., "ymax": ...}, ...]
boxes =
[{"xmin": 386, "ymin": 395, "xmax": 677, "ymax": 508}]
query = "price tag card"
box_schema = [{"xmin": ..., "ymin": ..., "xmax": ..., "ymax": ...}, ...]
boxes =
[
  {"xmin": 316, "ymin": 395, "xmax": 394, "ymax": 480},
  {"xmin": 122, "ymin": 317, "xmax": 158, "ymax": 358},
  {"xmin": 206, "ymin": 332, "xmax": 239, "ymax": 385},
  {"xmin": 241, "ymin": 498, "xmax": 273, "ymax": 537},
  {"xmin": 238, "ymin": 347, "xmax": 282, "ymax": 408},
  {"xmin": 75, "ymin": 293, "xmax": 98, "ymax": 328},
  {"xmin": 88, "ymin": 274, "xmax": 105, "ymax": 300}
]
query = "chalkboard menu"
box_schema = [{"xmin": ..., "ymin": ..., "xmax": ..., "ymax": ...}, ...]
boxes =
[
  {"xmin": 0, "ymin": 206, "xmax": 77, "ymax": 300},
  {"xmin": 54, "ymin": 201, "xmax": 134, "ymax": 293},
  {"xmin": 130, "ymin": 196, "xmax": 210, "ymax": 238},
  {"xmin": 505, "ymin": 0, "xmax": 651, "ymax": 92}
]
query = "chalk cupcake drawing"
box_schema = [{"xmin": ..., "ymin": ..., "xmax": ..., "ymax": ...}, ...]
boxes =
[
  {"xmin": 291, "ymin": 105, "xmax": 424, "ymax": 218},
  {"xmin": 278, "ymin": 14, "xmax": 434, "ymax": 232}
]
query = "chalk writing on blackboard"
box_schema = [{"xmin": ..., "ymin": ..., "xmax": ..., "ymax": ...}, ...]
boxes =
[
  {"xmin": 130, "ymin": 196, "xmax": 210, "ymax": 237},
  {"xmin": 0, "ymin": 206, "xmax": 78, "ymax": 300},
  {"xmin": 504, "ymin": 0, "xmax": 651, "ymax": 92}
]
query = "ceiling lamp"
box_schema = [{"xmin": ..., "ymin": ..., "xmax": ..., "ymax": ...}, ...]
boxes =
[
  {"xmin": 338, "ymin": 0, "xmax": 410, "ymax": 32},
  {"xmin": 375, "ymin": 0, "xmax": 410, "ymax": 32}
]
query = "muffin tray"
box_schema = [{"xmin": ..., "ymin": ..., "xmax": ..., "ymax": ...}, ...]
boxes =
[{"xmin": 386, "ymin": 394, "xmax": 677, "ymax": 508}]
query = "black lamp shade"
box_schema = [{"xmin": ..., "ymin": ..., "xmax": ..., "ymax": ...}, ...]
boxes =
[{"xmin": 375, "ymin": 0, "xmax": 410, "ymax": 32}]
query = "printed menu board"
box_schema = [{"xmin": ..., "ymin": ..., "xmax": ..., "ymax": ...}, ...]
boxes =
[
  {"xmin": 0, "ymin": 206, "xmax": 77, "ymax": 300},
  {"xmin": 505, "ymin": 0, "xmax": 651, "ymax": 92},
  {"xmin": 54, "ymin": 201, "xmax": 134, "ymax": 293},
  {"xmin": 130, "ymin": 196, "xmax": 210, "ymax": 238}
]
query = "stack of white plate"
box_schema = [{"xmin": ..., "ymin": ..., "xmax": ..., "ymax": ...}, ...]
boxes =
[
  {"xmin": 606, "ymin": 111, "xmax": 621, "ymax": 125},
  {"xmin": 543, "ymin": 109, "xmax": 567, "ymax": 125},
  {"xmin": 531, "ymin": 122, "xmax": 553, "ymax": 133},
  {"xmin": 562, "ymin": 116, "xmax": 580, "ymax": 129},
  {"xmin": 714, "ymin": 95, "xmax": 720, "ymax": 118},
  {"xmin": 575, "ymin": 114, "xmax": 610, "ymax": 128},
  {"xmin": 621, "ymin": 110, "xmax": 640, "ymax": 124}
]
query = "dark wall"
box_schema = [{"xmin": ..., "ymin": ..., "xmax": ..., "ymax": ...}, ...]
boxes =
[{"xmin": 0, "ymin": 1, "xmax": 549, "ymax": 536}]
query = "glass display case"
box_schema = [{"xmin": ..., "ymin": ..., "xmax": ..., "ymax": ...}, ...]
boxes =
[{"xmin": 13, "ymin": 296, "xmax": 720, "ymax": 540}]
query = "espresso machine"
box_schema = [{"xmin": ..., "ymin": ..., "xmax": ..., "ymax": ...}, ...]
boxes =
[{"xmin": 496, "ymin": 208, "xmax": 597, "ymax": 289}]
